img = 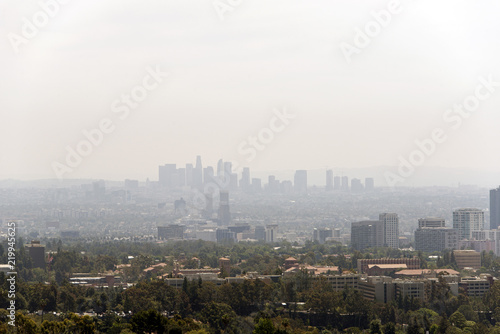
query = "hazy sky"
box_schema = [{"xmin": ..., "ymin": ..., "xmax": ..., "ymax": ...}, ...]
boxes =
[{"xmin": 1, "ymin": 0, "xmax": 500, "ymax": 182}]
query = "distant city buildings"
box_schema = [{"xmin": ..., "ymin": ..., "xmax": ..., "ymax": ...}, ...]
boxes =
[
  {"xmin": 158, "ymin": 157, "xmax": 377, "ymax": 198},
  {"xmin": 313, "ymin": 228, "xmax": 333, "ymax": 244},
  {"xmin": 158, "ymin": 224, "xmax": 185, "ymax": 240},
  {"xmin": 468, "ymin": 229, "xmax": 500, "ymax": 256},
  {"xmin": 216, "ymin": 228, "xmax": 236, "ymax": 243}
]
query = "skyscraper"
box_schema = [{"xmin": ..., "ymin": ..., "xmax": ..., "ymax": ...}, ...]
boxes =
[
  {"xmin": 177, "ymin": 168, "xmax": 186, "ymax": 187},
  {"xmin": 453, "ymin": 208, "xmax": 485, "ymax": 240},
  {"xmin": 365, "ymin": 178, "xmax": 374, "ymax": 191},
  {"xmin": 266, "ymin": 224, "xmax": 278, "ymax": 243},
  {"xmin": 185, "ymin": 163, "xmax": 194, "ymax": 187},
  {"xmin": 252, "ymin": 178, "xmax": 262, "ymax": 191},
  {"xmin": 218, "ymin": 191, "xmax": 231, "ymax": 225},
  {"xmin": 313, "ymin": 228, "xmax": 333, "ymax": 244},
  {"xmin": 351, "ymin": 213, "xmax": 399, "ymax": 250},
  {"xmin": 380, "ymin": 213, "xmax": 399, "ymax": 248},
  {"xmin": 193, "ymin": 155, "xmax": 203, "ymax": 189},
  {"xmin": 217, "ymin": 159, "xmax": 224, "ymax": 177},
  {"xmin": 240, "ymin": 167, "xmax": 250, "ymax": 191},
  {"xmin": 490, "ymin": 187, "xmax": 500, "ymax": 230},
  {"xmin": 326, "ymin": 170, "xmax": 333, "ymax": 191},
  {"xmin": 159, "ymin": 164, "xmax": 177, "ymax": 187},
  {"xmin": 351, "ymin": 220, "xmax": 384, "ymax": 250},
  {"xmin": 204, "ymin": 166, "xmax": 214, "ymax": 186},
  {"xmin": 351, "ymin": 178, "xmax": 364, "ymax": 192},
  {"xmin": 341, "ymin": 176, "xmax": 349, "ymax": 192},
  {"xmin": 268, "ymin": 175, "xmax": 279, "ymax": 192},
  {"xmin": 294, "ymin": 170, "xmax": 307, "ymax": 193},
  {"xmin": 334, "ymin": 176, "xmax": 341, "ymax": 190}
]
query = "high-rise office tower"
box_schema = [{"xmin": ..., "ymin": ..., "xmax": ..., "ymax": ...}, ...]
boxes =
[
  {"xmin": 26, "ymin": 241, "xmax": 46, "ymax": 269},
  {"xmin": 294, "ymin": 170, "xmax": 307, "ymax": 193},
  {"xmin": 255, "ymin": 226, "xmax": 266, "ymax": 241},
  {"xmin": 341, "ymin": 176, "xmax": 349, "ymax": 191},
  {"xmin": 351, "ymin": 220, "xmax": 384, "ymax": 250},
  {"xmin": 218, "ymin": 191, "xmax": 231, "ymax": 225},
  {"xmin": 351, "ymin": 213, "xmax": 399, "ymax": 250},
  {"xmin": 326, "ymin": 170, "xmax": 334, "ymax": 191},
  {"xmin": 185, "ymin": 163, "xmax": 194, "ymax": 187},
  {"xmin": 204, "ymin": 166, "xmax": 214, "ymax": 186},
  {"xmin": 266, "ymin": 224, "xmax": 278, "ymax": 242},
  {"xmin": 380, "ymin": 213, "xmax": 399, "ymax": 248},
  {"xmin": 203, "ymin": 192, "xmax": 213, "ymax": 219},
  {"xmin": 490, "ymin": 187, "xmax": 500, "ymax": 230},
  {"xmin": 415, "ymin": 228, "xmax": 458, "ymax": 253},
  {"xmin": 229, "ymin": 173, "xmax": 238, "ymax": 191},
  {"xmin": 252, "ymin": 178, "xmax": 262, "ymax": 191},
  {"xmin": 365, "ymin": 178, "xmax": 374, "ymax": 191},
  {"xmin": 240, "ymin": 167, "xmax": 250, "ymax": 191},
  {"xmin": 351, "ymin": 178, "xmax": 364, "ymax": 192},
  {"xmin": 159, "ymin": 164, "xmax": 177, "ymax": 187},
  {"xmin": 93, "ymin": 180, "xmax": 105, "ymax": 199},
  {"xmin": 268, "ymin": 175, "xmax": 279, "ymax": 192},
  {"xmin": 313, "ymin": 228, "xmax": 333, "ymax": 244},
  {"xmin": 334, "ymin": 176, "xmax": 341, "ymax": 190},
  {"xmin": 224, "ymin": 162, "xmax": 232, "ymax": 174},
  {"xmin": 453, "ymin": 208, "xmax": 485, "ymax": 240},
  {"xmin": 217, "ymin": 159, "xmax": 224, "ymax": 177},
  {"xmin": 193, "ymin": 156, "xmax": 203, "ymax": 189},
  {"xmin": 177, "ymin": 168, "xmax": 186, "ymax": 187}
]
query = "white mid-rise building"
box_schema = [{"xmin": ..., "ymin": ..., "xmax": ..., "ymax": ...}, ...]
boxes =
[{"xmin": 453, "ymin": 208, "xmax": 484, "ymax": 240}]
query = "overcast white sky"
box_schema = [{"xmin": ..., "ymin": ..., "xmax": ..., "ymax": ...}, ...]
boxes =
[{"xmin": 1, "ymin": 0, "xmax": 500, "ymax": 181}]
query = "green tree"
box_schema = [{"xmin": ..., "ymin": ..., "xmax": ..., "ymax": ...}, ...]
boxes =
[
  {"xmin": 437, "ymin": 315, "xmax": 450, "ymax": 334},
  {"xmin": 383, "ymin": 322, "xmax": 396, "ymax": 334},
  {"xmin": 369, "ymin": 319, "xmax": 382, "ymax": 334},
  {"xmin": 253, "ymin": 318, "xmax": 276, "ymax": 334},
  {"xmin": 200, "ymin": 302, "xmax": 236, "ymax": 334},
  {"xmin": 456, "ymin": 305, "xmax": 478, "ymax": 322},
  {"xmin": 130, "ymin": 309, "xmax": 166, "ymax": 334},
  {"xmin": 449, "ymin": 311, "xmax": 466, "ymax": 329}
]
